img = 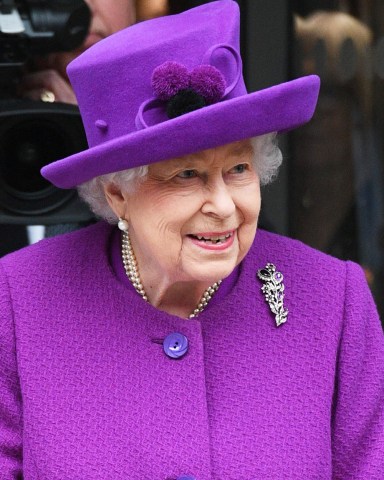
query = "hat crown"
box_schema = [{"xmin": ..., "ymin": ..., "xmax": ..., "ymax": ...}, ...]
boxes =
[
  {"xmin": 41, "ymin": 0, "xmax": 320, "ymax": 189},
  {"xmin": 67, "ymin": 0, "xmax": 246, "ymax": 149}
]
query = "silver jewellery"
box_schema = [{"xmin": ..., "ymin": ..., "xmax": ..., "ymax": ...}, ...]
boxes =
[
  {"xmin": 118, "ymin": 218, "xmax": 222, "ymax": 318},
  {"xmin": 257, "ymin": 263, "xmax": 288, "ymax": 327}
]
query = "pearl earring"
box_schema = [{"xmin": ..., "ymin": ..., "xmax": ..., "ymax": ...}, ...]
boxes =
[{"xmin": 118, "ymin": 218, "xmax": 129, "ymax": 232}]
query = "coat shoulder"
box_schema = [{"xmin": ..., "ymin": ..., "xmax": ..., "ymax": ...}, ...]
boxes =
[
  {"xmin": 251, "ymin": 229, "xmax": 351, "ymax": 281},
  {"xmin": 0, "ymin": 222, "xmax": 111, "ymax": 292},
  {"xmin": 244, "ymin": 229, "xmax": 371, "ymax": 332},
  {"xmin": 0, "ymin": 222, "xmax": 111, "ymax": 275}
]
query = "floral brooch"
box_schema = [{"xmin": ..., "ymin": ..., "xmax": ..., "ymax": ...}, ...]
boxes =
[
  {"xmin": 257, "ymin": 263, "xmax": 288, "ymax": 327},
  {"xmin": 151, "ymin": 61, "xmax": 227, "ymax": 119}
]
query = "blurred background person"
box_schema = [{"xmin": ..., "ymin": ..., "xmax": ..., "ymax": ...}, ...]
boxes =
[
  {"xmin": 1, "ymin": 0, "xmax": 136, "ymax": 257},
  {"xmin": 19, "ymin": 0, "xmax": 136, "ymax": 104},
  {"xmin": 293, "ymin": 9, "xmax": 384, "ymax": 314}
]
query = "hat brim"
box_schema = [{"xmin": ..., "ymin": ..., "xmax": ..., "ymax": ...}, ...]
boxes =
[{"xmin": 41, "ymin": 75, "xmax": 320, "ymax": 189}]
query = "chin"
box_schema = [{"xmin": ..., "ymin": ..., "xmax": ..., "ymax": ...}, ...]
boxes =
[{"xmin": 187, "ymin": 259, "xmax": 238, "ymax": 285}]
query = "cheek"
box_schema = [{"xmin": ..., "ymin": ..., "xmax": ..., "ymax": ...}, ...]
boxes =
[
  {"xmin": 156, "ymin": 197, "xmax": 203, "ymax": 238},
  {"xmin": 238, "ymin": 184, "xmax": 261, "ymax": 223},
  {"xmin": 128, "ymin": 189, "xmax": 202, "ymax": 240},
  {"xmin": 236, "ymin": 185, "xmax": 261, "ymax": 255},
  {"xmin": 105, "ymin": 5, "xmax": 135, "ymax": 33}
]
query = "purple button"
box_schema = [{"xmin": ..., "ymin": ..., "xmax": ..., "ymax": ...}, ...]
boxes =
[
  {"xmin": 95, "ymin": 119, "xmax": 108, "ymax": 131},
  {"xmin": 176, "ymin": 476, "xmax": 196, "ymax": 480},
  {"xmin": 163, "ymin": 332, "xmax": 188, "ymax": 359}
]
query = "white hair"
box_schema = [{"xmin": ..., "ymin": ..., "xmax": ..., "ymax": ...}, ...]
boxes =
[{"xmin": 77, "ymin": 132, "xmax": 282, "ymax": 223}]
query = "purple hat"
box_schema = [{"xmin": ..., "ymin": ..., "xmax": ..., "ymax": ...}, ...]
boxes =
[{"xmin": 41, "ymin": 0, "xmax": 320, "ymax": 189}]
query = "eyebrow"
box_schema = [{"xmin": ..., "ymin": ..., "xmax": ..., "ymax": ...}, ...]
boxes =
[{"xmin": 228, "ymin": 142, "xmax": 253, "ymax": 157}]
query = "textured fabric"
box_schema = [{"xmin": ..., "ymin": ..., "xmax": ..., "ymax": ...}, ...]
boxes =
[
  {"xmin": 0, "ymin": 221, "xmax": 383, "ymax": 479},
  {"xmin": 40, "ymin": 0, "xmax": 320, "ymax": 189}
]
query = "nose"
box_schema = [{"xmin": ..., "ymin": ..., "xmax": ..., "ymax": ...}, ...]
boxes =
[{"xmin": 201, "ymin": 177, "xmax": 236, "ymax": 219}]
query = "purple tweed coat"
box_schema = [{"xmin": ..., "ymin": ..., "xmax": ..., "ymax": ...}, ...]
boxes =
[{"xmin": 0, "ymin": 221, "xmax": 383, "ymax": 479}]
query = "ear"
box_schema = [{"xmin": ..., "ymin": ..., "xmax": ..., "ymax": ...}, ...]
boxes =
[{"xmin": 103, "ymin": 182, "xmax": 129, "ymax": 220}]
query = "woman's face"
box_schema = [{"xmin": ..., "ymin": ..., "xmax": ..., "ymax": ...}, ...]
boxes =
[
  {"xmin": 83, "ymin": 0, "xmax": 136, "ymax": 50},
  {"xmin": 106, "ymin": 140, "xmax": 261, "ymax": 286}
]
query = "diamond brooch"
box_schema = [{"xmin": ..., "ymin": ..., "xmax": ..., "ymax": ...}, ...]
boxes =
[{"xmin": 257, "ymin": 263, "xmax": 288, "ymax": 327}]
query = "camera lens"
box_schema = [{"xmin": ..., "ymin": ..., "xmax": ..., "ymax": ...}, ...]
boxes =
[
  {"xmin": 2, "ymin": 120, "xmax": 65, "ymax": 194},
  {"xmin": 0, "ymin": 101, "xmax": 89, "ymax": 219},
  {"xmin": 0, "ymin": 111, "xmax": 81, "ymax": 216}
]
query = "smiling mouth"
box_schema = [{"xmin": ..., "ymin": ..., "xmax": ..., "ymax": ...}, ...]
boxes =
[{"xmin": 188, "ymin": 232, "xmax": 234, "ymax": 245}]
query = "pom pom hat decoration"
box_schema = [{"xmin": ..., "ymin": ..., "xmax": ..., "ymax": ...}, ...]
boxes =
[{"xmin": 41, "ymin": 0, "xmax": 320, "ymax": 189}]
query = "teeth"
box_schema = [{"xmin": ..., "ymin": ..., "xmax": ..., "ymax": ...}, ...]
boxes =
[{"xmin": 194, "ymin": 232, "xmax": 232, "ymax": 242}]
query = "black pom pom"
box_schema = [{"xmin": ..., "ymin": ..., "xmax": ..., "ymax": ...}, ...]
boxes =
[{"xmin": 166, "ymin": 88, "xmax": 206, "ymax": 119}]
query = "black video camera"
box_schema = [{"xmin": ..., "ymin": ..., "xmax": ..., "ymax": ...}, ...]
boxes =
[{"xmin": 0, "ymin": 0, "xmax": 93, "ymax": 225}]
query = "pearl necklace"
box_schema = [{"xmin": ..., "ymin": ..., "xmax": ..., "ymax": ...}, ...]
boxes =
[{"xmin": 121, "ymin": 230, "xmax": 222, "ymax": 318}]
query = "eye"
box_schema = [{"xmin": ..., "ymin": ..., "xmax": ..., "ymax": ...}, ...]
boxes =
[
  {"xmin": 229, "ymin": 163, "xmax": 248, "ymax": 174},
  {"xmin": 177, "ymin": 169, "xmax": 197, "ymax": 179}
]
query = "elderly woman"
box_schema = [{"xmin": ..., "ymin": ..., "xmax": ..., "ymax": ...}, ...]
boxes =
[{"xmin": 1, "ymin": 1, "xmax": 383, "ymax": 479}]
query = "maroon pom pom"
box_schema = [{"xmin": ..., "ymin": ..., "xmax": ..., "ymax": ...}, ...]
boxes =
[
  {"xmin": 189, "ymin": 65, "xmax": 226, "ymax": 104},
  {"xmin": 151, "ymin": 61, "xmax": 190, "ymax": 101}
]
